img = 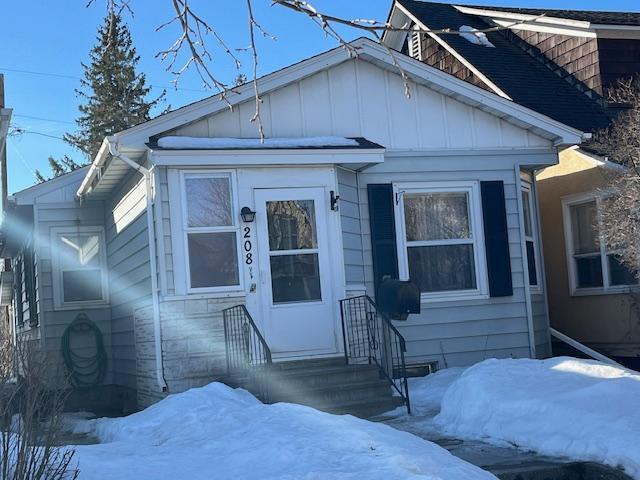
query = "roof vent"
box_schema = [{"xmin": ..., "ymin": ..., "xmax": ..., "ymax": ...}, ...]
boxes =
[{"xmin": 459, "ymin": 25, "xmax": 495, "ymax": 48}]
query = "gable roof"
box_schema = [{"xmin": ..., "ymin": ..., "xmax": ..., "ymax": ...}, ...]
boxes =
[
  {"xmin": 459, "ymin": 5, "xmax": 640, "ymax": 27},
  {"xmin": 78, "ymin": 37, "xmax": 587, "ymax": 197},
  {"xmin": 392, "ymin": 0, "xmax": 614, "ymax": 133}
]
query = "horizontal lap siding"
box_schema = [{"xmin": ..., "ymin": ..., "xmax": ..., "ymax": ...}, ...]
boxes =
[
  {"xmin": 35, "ymin": 202, "xmax": 113, "ymax": 383},
  {"xmin": 337, "ymin": 168, "xmax": 365, "ymax": 287},
  {"xmin": 358, "ymin": 156, "xmax": 534, "ymax": 368},
  {"xmin": 106, "ymin": 172, "xmax": 153, "ymax": 390}
]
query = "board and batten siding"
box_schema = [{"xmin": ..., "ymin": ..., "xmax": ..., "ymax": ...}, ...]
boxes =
[
  {"xmin": 166, "ymin": 58, "xmax": 552, "ymax": 151},
  {"xmin": 105, "ymin": 171, "xmax": 153, "ymax": 390},
  {"xmin": 359, "ymin": 154, "xmax": 550, "ymax": 366}
]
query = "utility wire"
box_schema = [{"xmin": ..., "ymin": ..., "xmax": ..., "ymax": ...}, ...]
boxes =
[
  {"xmin": 0, "ymin": 66, "xmax": 210, "ymax": 93},
  {"xmin": 13, "ymin": 114, "xmax": 75, "ymax": 125}
]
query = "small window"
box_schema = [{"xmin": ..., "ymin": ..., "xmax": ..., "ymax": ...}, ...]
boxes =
[
  {"xmin": 521, "ymin": 186, "xmax": 539, "ymax": 288},
  {"xmin": 563, "ymin": 194, "xmax": 637, "ymax": 295},
  {"xmin": 396, "ymin": 182, "xmax": 487, "ymax": 301},
  {"xmin": 52, "ymin": 227, "xmax": 108, "ymax": 308},
  {"xmin": 182, "ymin": 173, "xmax": 241, "ymax": 291}
]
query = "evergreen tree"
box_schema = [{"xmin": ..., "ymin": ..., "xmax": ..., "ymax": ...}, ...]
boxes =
[
  {"xmin": 35, "ymin": 156, "xmax": 82, "ymax": 184},
  {"xmin": 64, "ymin": 12, "xmax": 164, "ymax": 161}
]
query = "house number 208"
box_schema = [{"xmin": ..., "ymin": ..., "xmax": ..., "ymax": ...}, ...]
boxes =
[{"xmin": 243, "ymin": 226, "xmax": 253, "ymax": 264}]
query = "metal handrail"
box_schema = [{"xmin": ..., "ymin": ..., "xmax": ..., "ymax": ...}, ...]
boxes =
[
  {"xmin": 340, "ymin": 295, "xmax": 411, "ymax": 414},
  {"xmin": 550, "ymin": 327, "xmax": 623, "ymax": 367},
  {"xmin": 222, "ymin": 305, "xmax": 272, "ymax": 400}
]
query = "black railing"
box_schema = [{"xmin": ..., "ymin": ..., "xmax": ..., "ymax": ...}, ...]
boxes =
[
  {"xmin": 340, "ymin": 295, "xmax": 411, "ymax": 414},
  {"xmin": 222, "ymin": 305, "xmax": 272, "ymax": 401}
]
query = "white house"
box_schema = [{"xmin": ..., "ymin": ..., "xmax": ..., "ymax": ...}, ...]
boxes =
[{"xmin": 1, "ymin": 38, "xmax": 586, "ymax": 415}]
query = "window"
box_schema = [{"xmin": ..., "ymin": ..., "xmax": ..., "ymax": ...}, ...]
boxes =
[
  {"xmin": 51, "ymin": 227, "xmax": 108, "ymax": 308},
  {"xmin": 521, "ymin": 185, "xmax": 540, "ymax": 289},
  {"xmin": 181, "ymin": 172, "xmax": 241, "ymax": 291},
  {"xmin": 396, "ymin": 182, "xmax": 487, "ymax": 301},
  {"xmin": 563, "ymin": 193, "xmax": 637, "ymax": 295}
]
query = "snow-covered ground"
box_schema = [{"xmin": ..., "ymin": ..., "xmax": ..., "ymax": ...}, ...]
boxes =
[
  {"xmin": 68, "ymin": 382, "xmax": 496, "ymax": 480},
  {"xmin": 398, "ymin": 357, "xmax": 640, "ymax": 479}
]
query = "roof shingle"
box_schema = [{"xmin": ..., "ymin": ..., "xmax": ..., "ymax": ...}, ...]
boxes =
[{"xmin": 398, "ymin": 0, "xmax": 614, "ymax": 132}]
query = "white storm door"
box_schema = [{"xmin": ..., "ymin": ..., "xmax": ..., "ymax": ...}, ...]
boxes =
[{"xmin": 254, "ymin": 187, "xmax": 337, "ymax": 357}]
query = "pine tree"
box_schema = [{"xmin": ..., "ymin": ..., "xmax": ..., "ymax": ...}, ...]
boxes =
[
  {"xmin": 35, "ymin": 156, "xmax": 82, "ymax": 184},
  {"xmin": 64, "ymin": 12, "xmax": 164, "ymax": 161}
]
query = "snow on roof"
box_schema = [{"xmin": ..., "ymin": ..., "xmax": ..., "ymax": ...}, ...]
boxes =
[
  {"xmin": 459, "ymin": 26, "xmax": 495, "ymax": 48},
  {"xmin": 156, "ymin": 136, "xmax": 366, "ymax": 150}
]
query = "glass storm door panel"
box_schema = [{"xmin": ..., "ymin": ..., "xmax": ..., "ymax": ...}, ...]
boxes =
[
  {"xmin": 255, "ymin": 188, "xmax": 337, "ymax": 357},
  {"xmin": 266, "ymin": 200, "xmax": 322, "ymax": 304}
]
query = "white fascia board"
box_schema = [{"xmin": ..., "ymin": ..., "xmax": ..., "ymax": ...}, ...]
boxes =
[
  {"xmin": 381, "ymin": 2, "xmax": 411, "ymax": 51},
  {"xmin": 359, "ymin": 41, "xmax": 586, "ymax": 146},
  {"xmin": 395, "ymin": 2, "xmax": 512, "ymax": 100},
  {"xmin": 150, "ymin": 148, "xmax": 385, "ymax": 167},
  {"xmin": 453, "ymin": 5, "xmax": 593, "ymax": 29}
]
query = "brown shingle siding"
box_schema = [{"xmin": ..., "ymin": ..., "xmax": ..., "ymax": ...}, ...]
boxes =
[{"xmin": 511, "ymin": 30, "xmax": 602, "ymax": 94}]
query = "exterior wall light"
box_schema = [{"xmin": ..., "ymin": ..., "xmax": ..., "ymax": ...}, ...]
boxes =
[{"xmin": 240, "ymin": 206, "xmax": 256, "ymax": 223}]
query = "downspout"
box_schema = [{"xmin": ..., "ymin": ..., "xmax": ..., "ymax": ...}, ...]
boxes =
[
  {"xmin": 515, "ymin": 164, "xmax": 537, "ymax": 359},
  {"xmin": 108, "ymin": 142, "xmax": 167, "ymax": 392}
]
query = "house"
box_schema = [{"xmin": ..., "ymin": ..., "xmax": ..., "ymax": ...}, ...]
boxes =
[
  {"xmin": 383, "ymin": 1, "xmax": 640, "ymax": 360},
  {"xmin": 0, "ymin": 38, "xmax": 585, "ymax": 414}
]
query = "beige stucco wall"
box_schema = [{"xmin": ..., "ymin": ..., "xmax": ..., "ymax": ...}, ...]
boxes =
[{"xmin": 536, "ymin": 148, "xmax": 640, "ymax": 356}]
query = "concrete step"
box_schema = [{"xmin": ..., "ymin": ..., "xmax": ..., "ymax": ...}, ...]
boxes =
[
  {"xmin": 268, "ymin": 364, "xmax": 381, "ymax": 389},
  {"xmin": 269, "ymin": 378, "xmax": 392, "ymax": 407},
  {"xmin": 324, "ymin": 395, "xmax": 406, "ymax": 419}
]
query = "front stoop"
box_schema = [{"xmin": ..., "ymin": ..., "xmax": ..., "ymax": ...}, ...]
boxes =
[{"xmin": 228, "ymin": 358, "xmax": 405, "ymax": 419}]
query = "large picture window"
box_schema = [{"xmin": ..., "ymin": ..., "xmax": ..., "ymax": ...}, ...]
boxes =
[
  {"xmin": 51, "ymin": 226, "xmax": 108, "ymax": 309},
  {"xmin": 396, "ymin": 182, "xmax": 487, "ymax": 301},
  {"xmin": 563, "ymin": 193, "xmax": 637, "ymax": 295},
  {"xmin": 181, "ymin": 172, "xmax": 241, "ymax": 291}
]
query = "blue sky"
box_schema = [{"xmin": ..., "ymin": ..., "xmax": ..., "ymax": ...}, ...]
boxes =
[{"xmin": 1, "ymin": 0, "xmax": 638, "ymax": 193}]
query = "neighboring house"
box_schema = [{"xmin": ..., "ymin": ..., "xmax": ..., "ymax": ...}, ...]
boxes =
[
  {"xmin": 0, "ymin": 38, "xmax": 585, "ymax": 413},
  {"xmin": 0, "ymin": 75, "xmax": 13, "ymax": 347},
  {"xmin": 383, "ymin": 1, "xmax": 640, "ymax": 359}
]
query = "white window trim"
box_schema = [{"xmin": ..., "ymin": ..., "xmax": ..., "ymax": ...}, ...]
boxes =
[
  {"xmin": 178, "ymin": 170, "xmax": 244, "ymax": 294},
  {"xmin": 562, "ymin": 191, "xmax": 638, "ymax": 296},
  {"xmin": 521, "ymin": 183, "xmax": 542, "ymax": 293},
  {"xmin": 50, "ymin": 226, "xmax": 109, "ymax": 310},
  {"xmin": 394, "ymin": 181, "xmax": 489, "ymax": 303}
]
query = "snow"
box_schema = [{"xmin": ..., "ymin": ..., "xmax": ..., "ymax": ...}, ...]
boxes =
[
  {"xmin": 458, "ymin": 26, "xmax": 495, "ymax": 48},
  {"xmin": 434, "ymin": 357, "xmax": 640, "ymax": 478},
  {"xmin": 69, "ymin": 382, "xmax": 496, "ymax": 480},
  {"xmin": 157, "ymin": 136, "xmax": 360, "ymax": 150},
  {"xmin": 406, "ymin": 368, "xmax": 466, "ymax": 416}
]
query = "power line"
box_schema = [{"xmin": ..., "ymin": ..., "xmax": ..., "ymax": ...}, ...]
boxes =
[
  {"xmin": 9, "ymin": 126, "xmax": 66, "ymax": 142},
  {"xmin": 0, "ymin": 66, "xmax": 210, "ymax": 93},
  {"xmin": 13, "ymin": 114, "xmax": 75, "ymax": 125}
]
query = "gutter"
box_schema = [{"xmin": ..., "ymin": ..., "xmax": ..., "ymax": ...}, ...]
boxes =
[{"xmin": 107, "ymin": 142, "xmax": 168, "ymax": 393}]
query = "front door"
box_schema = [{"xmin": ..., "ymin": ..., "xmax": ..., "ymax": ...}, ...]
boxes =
[{"xmin": 254, "ymin": 187, "xmax": 337, "ymax": 357}]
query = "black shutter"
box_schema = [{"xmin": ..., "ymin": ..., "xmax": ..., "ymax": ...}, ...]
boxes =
[
  {"xmin": 24, "ymin": 243, "xmax": 38, "ymax": 327},
  {"xmin": 14, "ymin": 257, "xmax": 24, "ymax": 327},
  {"xmin": 367, "ymin": 184, "xmax": 399, "ymax": 299},
  {"xmin": 481, "ymin": 181, "xmax": 513, "ymax": 297}
]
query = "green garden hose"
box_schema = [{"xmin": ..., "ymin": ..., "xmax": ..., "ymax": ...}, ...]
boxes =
[{"xmin": 61, "ymin": 313, "xmax": 108, "ymax": 388}]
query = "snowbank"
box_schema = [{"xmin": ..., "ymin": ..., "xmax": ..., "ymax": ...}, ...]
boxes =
[
  {"xmin": 407, "ymin": 367, "xmax": 466, "ymax": 416},
  {"xmin": 157, "ymin": 136, "xmax": 360, "ymax": 150},
  {"xmin": 435, "ymin": 357, "xmax": 640, "ymax": 478},
  {"xmin": 71, "ymin": 382, "xmax": 496, "ymax": 480}
]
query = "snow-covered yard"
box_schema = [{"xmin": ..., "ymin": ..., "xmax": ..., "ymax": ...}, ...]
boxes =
[
  {"xmin": 68, "ymin": 382, "xmax": 495, "ymax": 480},
  {"xmin": 391, "ymin": 357, "xmax": 640, "ymax": 479},
  {"xmin": 65, "ymin": 356, "xmax": 640, "ymax": 479}
]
